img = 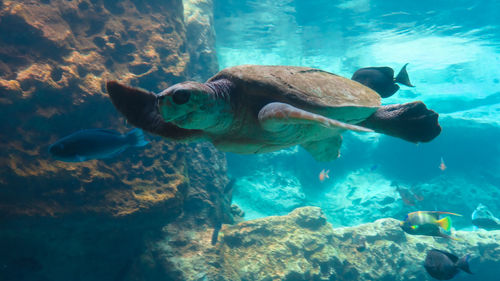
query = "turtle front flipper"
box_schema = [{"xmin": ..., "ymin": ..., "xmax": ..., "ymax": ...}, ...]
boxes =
[
  {"xmin": 258, "ymin": 102, "xmax": 373, "ymax": 133},
  {"xmin": 106, "ymin": 81, "xmax": 203, "ymax": 140},
  {"xmin": 258, "ymin": 102, "xmax": 372, "ymax": 161}
]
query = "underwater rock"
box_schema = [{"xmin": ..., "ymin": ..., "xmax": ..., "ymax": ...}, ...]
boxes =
[
  {"xmin": 0, "ymin": 0, "xmax": 224, "ymax": 220},
  {"xmin": 0, "ymin": 1, "xmax": 227, "ymax": 280},
  {"xmin": 412, "ymin": 175, "xmax": 500, "ymax": 229},
  {"xmin": 472, "ymin": 203, "xmax": 500, "ymax": 230},
  {"xmin": 162, "ymin": 206, "xmax": 500, "ymax": 281},
  {"xmin": 183, "ymin": 0, "xmax": 219, "ymax": 81}
]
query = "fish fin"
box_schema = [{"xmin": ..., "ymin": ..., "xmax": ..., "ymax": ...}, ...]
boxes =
[
  {"xmin": 394, "ymin": 63, "xmax": 415, "ymax": 87},
  {"xmin": 352, "ymin": 66, "xmax": 395, "ymax": 80},
  {"xmin": 429, "ymin": 211, "xmax": 462, "ymax": 217},
  {"xmin": 126, "ymin": 128, "xmax": 149, "ymax": 147},
  {"xmin": 101, "ymin": 147, "xmax": 127, "ymax": 159},
  {"xmin": 457, "ymin": 254, "xmax": 473, "ymax": 274},
  {"xmin": 359, "ymin": 101, "xmax": 441, "ymax": 143},
  {"xmin": 439, "ymin": 232, "xmax": 460, "ymax": 241},
  {"xmin": 437, "ymin": 216, "xmax": 451, "ymax": 231}
]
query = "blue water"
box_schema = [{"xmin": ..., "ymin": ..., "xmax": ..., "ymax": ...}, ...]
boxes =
[
  {"xmin": 213, "ymin": 2, "xmax": 500, "ymax": 279},
  {"xmin": 214, "ymin": 0, "xmax": 500, "ymax": 225},
  {"xmin": 2, "ymin": 1, "xmax": 500, "ymax": 280}
]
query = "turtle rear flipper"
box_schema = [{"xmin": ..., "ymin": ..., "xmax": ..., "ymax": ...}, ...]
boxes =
[
  {"xmin": 301, "ymin": 136, "xmax": 342, "ymax": 162},
  {"xmin": 106, "ymin": 81, "xmax": 202, "ymax": 140},
  {"xmin": 360, "ymin": 101, "xmax": 441, "ymax": 143}
]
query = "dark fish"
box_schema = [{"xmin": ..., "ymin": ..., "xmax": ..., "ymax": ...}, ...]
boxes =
[
  {"xmin": 351, "ymin": 63, "xmax": 415, "ymax": 98},
  {"xmin": 424, "ymin": 249, "xmax": 472, "ymax": 280},
  {"xmin": 400, "ymin": 211, "xmax": 461, "ymax": 239},
  {"xmin": 412, "ymin": 188, "xmax": 425, "ymax": 202},
  {"xmin": 471, "ymin": 204, "xmax": 500, "ymax": 230},
  {"xmin": 369, "ymin": 164, "xmax": 378, "ymax": 171},
  {"xmin": 472, "ymin": 217, "xmax": 500, "ymax": 230},
  {"xmin": 396, "ymin": 185, "xmax": 416, "ymax": 206},
  {"xmin": 49, "ymin": 128, "xmax": 148, "ymax": 162}
]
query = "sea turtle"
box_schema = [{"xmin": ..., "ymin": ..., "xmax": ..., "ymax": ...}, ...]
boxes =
[{"xmin": 106, "ymin": 65, "xmax": 441, "ymax": 162}]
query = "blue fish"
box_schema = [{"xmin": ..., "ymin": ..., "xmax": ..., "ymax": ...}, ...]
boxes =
[{"xmin": 49, "ymin": 128, "xmax": 148, "ymax": 162}]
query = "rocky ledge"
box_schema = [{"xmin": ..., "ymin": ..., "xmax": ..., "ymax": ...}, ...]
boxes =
[{"xmin": 166, "ymin": 206, "xmax": 500, "ymax": 281}]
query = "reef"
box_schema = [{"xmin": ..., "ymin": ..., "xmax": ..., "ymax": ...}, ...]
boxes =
[
  {"xmin": 159, "ymin": 206, "xmax": 500, "ymax": 280},
  {"xmin": 0, "ymin": 0, "xmax": 224, "ymax": 220},
  {"xmin": 0, "ymin": 1, "xmax": 227, "ymax": 280}
]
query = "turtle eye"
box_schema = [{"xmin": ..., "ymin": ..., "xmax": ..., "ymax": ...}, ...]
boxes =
[{"xmin": 172, "ymin": 89, "xmax": 191, "ymax": 105}]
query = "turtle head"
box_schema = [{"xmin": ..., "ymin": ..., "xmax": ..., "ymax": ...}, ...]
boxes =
[{"xmin": 157, "ymin": 81, "xmax": 232, "ymax": 132}]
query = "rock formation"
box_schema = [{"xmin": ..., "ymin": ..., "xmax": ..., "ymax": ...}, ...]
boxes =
[
  {"xmin": 183, "ymin": 0, "xmax": 218, "ymax": 81},
  {"xmin": 0, "ymin": 0, "xmax": 215, "ymax": 218},
  {"xmin": 162, "ymin": 206, "xmax": 500, "ymax": 280},
  {"xmin": 0, "ymin": 1, "xmax": 227, "ymax": 280}
]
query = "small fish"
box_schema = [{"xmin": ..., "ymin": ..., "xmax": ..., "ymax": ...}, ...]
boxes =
[
  {"xmin": 400, "ymin": 211, "xmax": 462, "ymax": 239},
  {"xmin": 439, "ymin": 157, "xmax": 447, "ymax": 171},
  {"xmin": 319, "ymin": 169, "xmax": 330, "ymax": 182},
  {"xmin": 424, "ymin": 249, "xmax": 472, "ymax": 280},
  {"xmin": 395, "ymin": 184, "xmax": 416, "ymax": 206},
  {"xmin": 412, "ymin": 190, "xmax": 425, "ymax": 202},
  {"xmin": 49, "ymin": 128, "xmax": 148, "ymax": 162},
  {"xmin": 351, "ymin": 63, "xmax": 415, "ymax": 98},
  {"xmin": 471, "ymin": 204, "xmax": 500, "ymax": 230},
  {"xmin": 370, "ymin": 164, "xmax": 379, "ymax": 171}
]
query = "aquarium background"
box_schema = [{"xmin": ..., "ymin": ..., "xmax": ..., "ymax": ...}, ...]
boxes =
[
  {"xmin": 215, "ymin": 0, "xmax": 500, "ymax": 228},
  {"xmin": 0, "ymin": 0, "xmax": 499, "ymax": 280}
]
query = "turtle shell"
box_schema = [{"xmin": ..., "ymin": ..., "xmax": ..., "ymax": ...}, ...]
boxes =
[{"xmin": 207, "ymin": 65, "xmax": 381, "ymax": 123}]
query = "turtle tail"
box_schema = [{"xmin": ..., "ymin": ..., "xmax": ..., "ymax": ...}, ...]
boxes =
[
  {"xmin": 106, "ymin": 81, "xmax": 202, "ymax": 140},
  {"xmin": 359, "ymin": 101, "xmax": 441, "ymax": 143}
]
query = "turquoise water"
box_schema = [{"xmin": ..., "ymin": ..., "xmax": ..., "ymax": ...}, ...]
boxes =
[
  {"xmin": 2, "ymin": 1, "xmax": 500, "ymax": 280},
  {"xmin": 214, "ymin": 0, "xmax": 500, "ymax": 226}
]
